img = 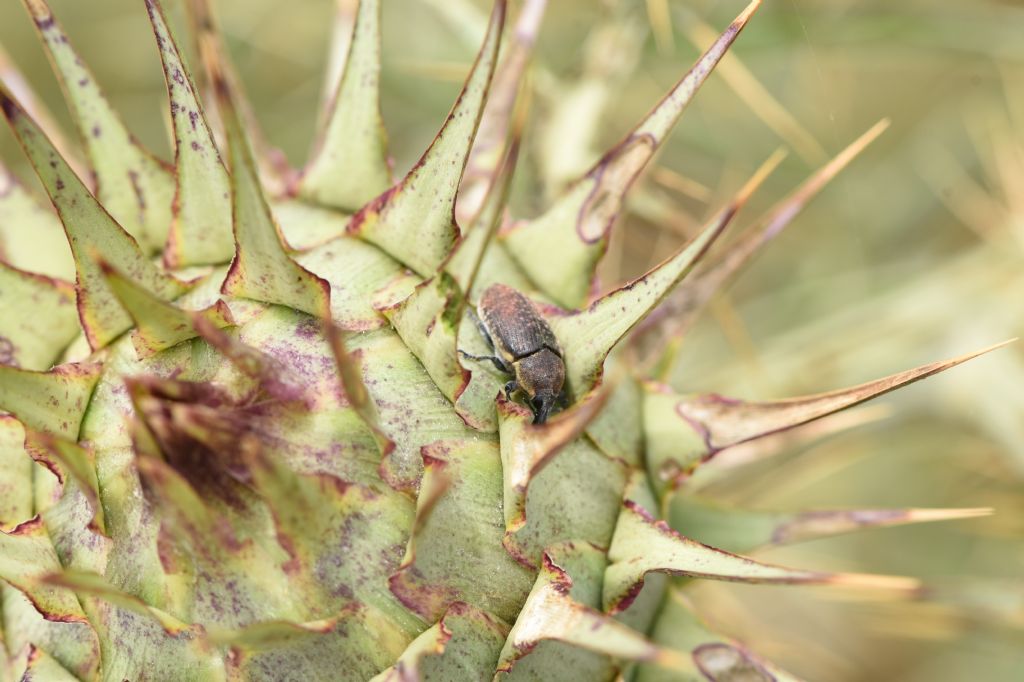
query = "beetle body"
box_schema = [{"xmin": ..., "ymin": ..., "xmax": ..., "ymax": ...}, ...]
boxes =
[{"xmin": 469, "ymin": 283, "xmax": 565, "ymax": 424}]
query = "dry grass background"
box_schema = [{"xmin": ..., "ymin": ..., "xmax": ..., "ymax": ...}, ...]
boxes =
[{"xmin": 1, "ymin": 0, "xmax": 1021, "ymax": 679}]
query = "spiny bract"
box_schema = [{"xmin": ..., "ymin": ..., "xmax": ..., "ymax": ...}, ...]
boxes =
[{"xmin": 0, "ymin": 0, "xmax": 1006, "ymax": 680}]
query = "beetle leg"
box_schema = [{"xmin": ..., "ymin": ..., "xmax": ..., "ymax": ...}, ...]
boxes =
[
  {"xmin": 467, "ymin": 308, "xmax": 497, "ymax": 352},
  {"xmin": 458, "ymin": 349, "xmax": 511, "ymax": 374},
  {"xmin": 504, "ymin": 380, "xmax": 518, "ymax": 401}
]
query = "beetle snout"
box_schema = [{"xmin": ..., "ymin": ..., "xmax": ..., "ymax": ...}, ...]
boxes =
[{"xmin": 531, "ymin": 392, "xmax": 557, "ymax": 425}]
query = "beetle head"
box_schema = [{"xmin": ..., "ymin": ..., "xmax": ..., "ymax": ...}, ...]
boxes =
[{"xmin": 515, "ymin": 349, "xmax": 565, "ymax": 425}]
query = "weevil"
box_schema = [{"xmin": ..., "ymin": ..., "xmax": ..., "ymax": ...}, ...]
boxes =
[{"xmin": 460, "ymin": 283, "xmax": 566, "ymax": 424}]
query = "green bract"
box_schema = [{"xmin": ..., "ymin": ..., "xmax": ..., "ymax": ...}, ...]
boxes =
[{"xmin": 0, "ymin": 0, "xmax": 1007, "ymax": 680}]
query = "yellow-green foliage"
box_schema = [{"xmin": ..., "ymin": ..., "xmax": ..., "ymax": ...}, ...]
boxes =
[{"xmin": 0, "ymin": 1, "xmax": 1020, "ymax": 681}]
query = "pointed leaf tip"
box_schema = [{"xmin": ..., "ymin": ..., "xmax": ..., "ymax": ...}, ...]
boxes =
[
  {"xmin": 644, "ymin": 341, "xmax": 1015, "ymax": 489},
  {"xmin": 445, "ymin": 136, "xmax": 532, "ymax": 308},
  {"xmin": 370, "ymin": 602, "xmax": 509, "ymax": 682},
  {"xmin": 604, "ymin": 501, "xmax": 918, "ymax": 615},
  {"xmin": 688, "ymin": 340, "xmax": 1015, "ymax": 453},
  {"xmin": 300, "ymin": 0, "xmax": 390, "ymax": 211},
  {"xmin": 503, "ymin": 0, "xmax": 762, "ymax": 308},
  {"xmin": 0, "ymin": 30, "xmax": 80, "ymax": 176},
  {"xmin": 212, "ymin": 68, "xmax": 331, "ymax": 317},
  {"xmin": 756, "ymin": 118, "xmax": 889, "ymax": 245},
  {"xmin": 187, "ymin": 0, "xmax": 293, "ymax": 193},
  {"xmin": 497, "ymin": 383, "xmax": 614, "ymax": 533},
  {"xmin": 386, "ymin": 145, "xmax": 523, "ymax": 432},
  {"xmin": 98, "ymin": 260, "xmax": 233, "ymax": 358},
  {"xmin": 772, "ymin": 507, "xmax": 994, "ymax": 546},
  {"xmin": 145, "ymin": 0, "xmax": 234, "ymax": 267},
  {"xmin": 22, "ymin": 0, "xmax": 175, "ymax": 253},
  {"xmin": 738, "ymin": 147, "xmax": 789, "ymax": 201},
  {"xmin": 639, "ymin": 119, "xmax": 891, "ymax": 345},
  {"xmin": 736, "ymin": 0, "xmax": 763, "ymax": 23},
  {"xmin": 348, "ymin": 0, "xmax": 507, "ymax": 276},
  {"xmin": 456, "ymin": 0, "xmax": 546, "ymax": 225},
  {"xmin": 551, "ymin": 152, "xmax": 779, "ymax": 396},
  {"xmin": 448, "ymin": 135, "xmax": 522, "ymax": 297},
  {"xmin": 317, "ymin": 0, "xmax": 360, "ymax": 119},
  {"xmin": 667, "ymin": 495, "xmax": 995, "ymax": 554},
  {"xmin": 497, "ymin": 545, "xmax": 693, "ymax": 674},
  {"xmin": 0, "ymin": 85, "xmax": 188, "ymax": 349},
  {"xmin": 687, "ymin": 404, "xmax": 893, "ymax": 488},
  {"xmin": 553, "ymin": 220, "xmax": 721, "ymax": 396}
]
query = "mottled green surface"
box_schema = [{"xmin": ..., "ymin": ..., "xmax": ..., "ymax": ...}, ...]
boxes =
[{"xmin": 0, "ymin": 1, "xmax": 1020, "ymax": 681}]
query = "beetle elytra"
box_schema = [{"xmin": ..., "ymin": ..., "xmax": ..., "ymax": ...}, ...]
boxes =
[{"xmin": 460, "ymin": 283, "xmax": 565, "ymax": 424}]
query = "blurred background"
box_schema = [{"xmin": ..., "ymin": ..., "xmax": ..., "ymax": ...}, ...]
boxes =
[{"xmin": 1, "ymin": 0, "xmax": 1021, "ymax": 679}]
